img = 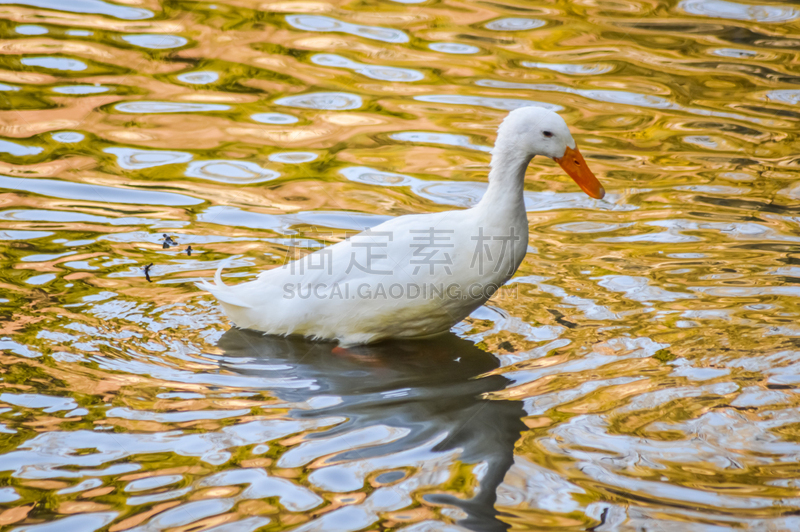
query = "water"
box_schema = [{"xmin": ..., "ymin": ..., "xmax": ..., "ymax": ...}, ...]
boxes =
[{"xmin": 0, "ymin": 0, "xmax": 799, "ymax": 530}]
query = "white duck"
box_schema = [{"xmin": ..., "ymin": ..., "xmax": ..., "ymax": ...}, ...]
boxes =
[{"xmin": 199, "ymin": 107, "xmax": 605, "ymax": 345}]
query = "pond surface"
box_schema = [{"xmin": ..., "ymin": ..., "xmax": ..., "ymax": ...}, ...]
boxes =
[{"xmin": 1, "ymin": 0, "xmax": 800, "ymax": 530}]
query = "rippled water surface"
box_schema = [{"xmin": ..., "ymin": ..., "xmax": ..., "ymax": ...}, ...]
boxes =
[{"xmin": 1, "ymin": 0, "xmax": 800, "ymax": 530}]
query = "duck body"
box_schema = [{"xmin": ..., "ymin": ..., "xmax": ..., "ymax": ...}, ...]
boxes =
[
  {"xmin": 200, "ymin": 107, "xmax": 604, "ymax": 345},
  {"xmin": 204, "ymin": 197, "xmax": 528, "ymax": 345}
]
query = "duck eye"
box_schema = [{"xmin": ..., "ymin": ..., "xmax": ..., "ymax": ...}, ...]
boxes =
[{"xmin": 543, "ymin": 131, "xmax": 553, "ymax": 138}]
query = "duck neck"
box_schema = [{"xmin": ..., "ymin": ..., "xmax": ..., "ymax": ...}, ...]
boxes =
[{"xmin": 476, "ymin": 148, "xmax": 532, "ymax": 215}]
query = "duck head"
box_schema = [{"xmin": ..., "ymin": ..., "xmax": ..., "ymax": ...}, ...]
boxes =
[{"xmin": 494, "ymin": 106, "xmax": 605, "ymax": 199}]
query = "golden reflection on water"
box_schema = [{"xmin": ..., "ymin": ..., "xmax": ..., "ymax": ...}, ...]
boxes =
[{"xmin": 0, "ymin": 0, "xmax": 799, "ymax": 530}]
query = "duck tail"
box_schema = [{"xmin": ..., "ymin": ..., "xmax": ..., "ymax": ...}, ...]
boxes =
[{"xmin": 196, "ymin": 258, "xmax": 254, "ymax": 309}]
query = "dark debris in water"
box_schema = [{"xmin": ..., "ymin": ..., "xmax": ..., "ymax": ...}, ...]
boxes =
[{"xmin": 162, "ymin": 234, "xmax": 177, "ymax": 248}]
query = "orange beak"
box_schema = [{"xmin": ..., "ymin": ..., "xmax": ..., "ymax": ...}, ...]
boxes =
[{"xmin": 553, "ymin": 146, "xmax": 605, "ymax": 199}]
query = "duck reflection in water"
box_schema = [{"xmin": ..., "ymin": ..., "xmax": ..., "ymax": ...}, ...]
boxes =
[{"xmin": 218, "ymin": 329, "xmax": 526, "ymax": 531}]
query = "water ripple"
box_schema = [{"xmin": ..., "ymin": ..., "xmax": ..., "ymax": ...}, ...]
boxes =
[
  {"xmin": 679, "ymin": 0, "xmax": 800, "ymax": 22},
  {"xmin": 121, "ymin": 34, "xmax": 187, "ymax": 49},
  {"xmin": 340, "ymin": 166, "xmax": 416, "ymax": 187},
  {"xmin": 416, "ymin": 94, "xmax": 562, "ymax": 112},
  {"xmin": 390, "ymin": 131, "xmax": 491, "ymax": 152},
  {"xmin": 710, "ymin": 48, "xmax": 760, "ymax": 58},
  {"xmin": 268, "ymin": 152, "xmax": 317, "ymax": 164},
  {"xmin": 20, "ymin": 56, "xmax": 87, "ymax": 71},
  {"xmin": 412, "ymin": 181, "xmax": 488, "ymax": 207},
  {"xmin": 114, "ymin": 101, "xmax": 231, "ymax": 113},
  {"xmin": 104, "ymin": 147, "xmax": 193, "ymax": 170},
  {"xmin": 7, "ymin": 0, "xmax": 153, "ymax": 19},
  {"xmin": 428, "ymin": 42, "xmax": 480, "ymax": 54},
  {"xmin": 311, "ymin": 53, "xmax": 423, "ymax": 82},
  {"xmin": 477, "ymin": 79, "xmax": 776, "ymax": 125},
  {"xmin": 176, "ymin": 71, "xmax": 219, "ymax": 84},
  {"xmin": 0, "ymin": 175, "xmax": 200, "ymax": 205},
  {"xmin": 763, "ymin": 89, "xmax": 800, "ymax": 105},
  {"xmin": 53, "ymin": 84, "xmax": 108, "ymax": 94},
  {"xmin": 125, "ymin": 474, "xmax": 182, "ymax": 492},
  {"xmin": 51, "ymin": 132, "xmax": 84, "ymax": 143},
  {"xmin": 251, "ymin": 112, "xmax": 298, "ymax": 124},
  {"xmin": 522, "ymin": 61, "xmax": 614, "ymax": 75},
  {"xmin": 286, "ymin": 14, "xmax": 409, "ymax": 43},
  {"xmin": 15, "ymin": 24, "xmax": 47, "ymax": 35},
  {"xmin": 485, "ymin": 18, "xmax": 546, "ymax": 31},
  {"xmin": 275, "ymin": 91, "xmax": 363, "ymax": 110},
  {"xmin": 2, "ymin": 0, "xmax": 800, "ymax": 530},
  {"xmin": 185, "ymin": 160, "xmax": 280, "ymax": 184},
  {"xmin": 0, "ymin": 139, "xmax": 43, "ymax": 156}
]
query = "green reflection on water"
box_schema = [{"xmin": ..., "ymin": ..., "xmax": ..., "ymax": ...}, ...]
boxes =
[{"xmin": 0, "ymin": 0, "xmax": 799, "ymax": 530}]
